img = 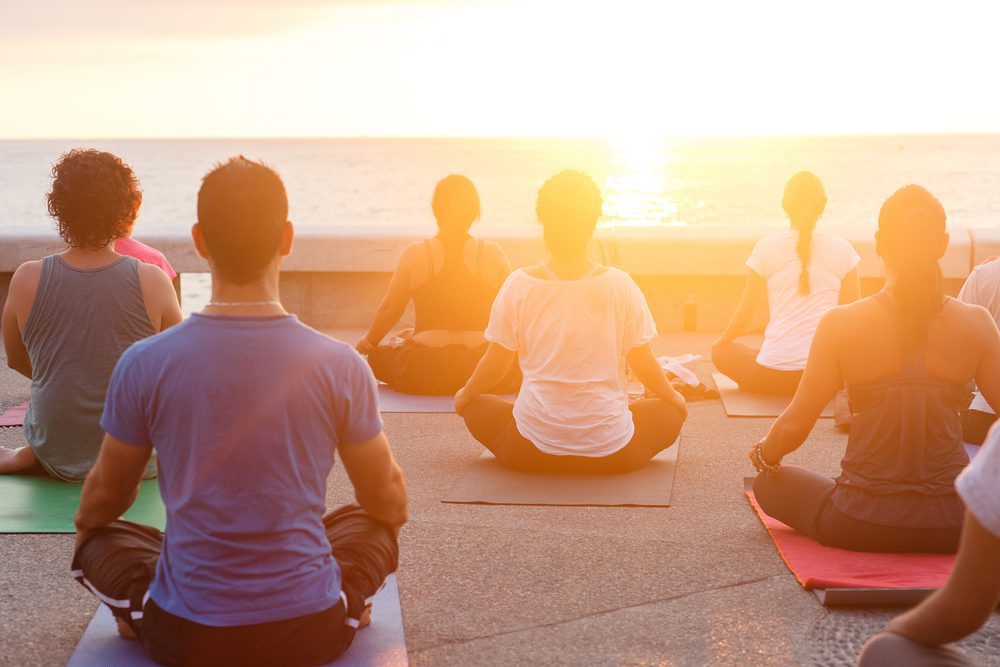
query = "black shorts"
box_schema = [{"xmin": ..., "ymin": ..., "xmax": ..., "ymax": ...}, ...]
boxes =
[
  {"xmin": 72, "ymin": 504, "xmax": 398, "ymax": 666},
  {"xmin": 368, "ymin": 340, "xmax": 521, "ymax": 396}
]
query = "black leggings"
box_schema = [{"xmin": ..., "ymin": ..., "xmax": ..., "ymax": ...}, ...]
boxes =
[
  {"xmin": 463, "ymin": 395, "xmax": 685, "ymax": 474},
  {"xmin": 711, "ymin": 341, "xmax": 802, "ymax": 397},
  {"xmin": 72, "ymin": 505, "xmax": 398, "ymax": 666},
  {"xmin": 962, "ymin": 409, "xmax": 996, "ymax": 445},
  {"xmin": 752, "ymin": 466, "xmax": 961, "ymax": 554},
  {"xmin": 368, "ymin": 341, "xmax": 521, "ymax": 396}
]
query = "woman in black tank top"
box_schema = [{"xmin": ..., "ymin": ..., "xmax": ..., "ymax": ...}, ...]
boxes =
[
  {"xmin": 356, "ymin": 175, "xmax": 519, "ymax": 395},
  {"xmin": 748, "ymin": 185, "xmax": 1000, "ymax": 554}
]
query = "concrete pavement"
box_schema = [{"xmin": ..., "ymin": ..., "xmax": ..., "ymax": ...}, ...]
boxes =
[{"xmin": 1, "ymin": 333, "xmax": 997, "ymax": 666}]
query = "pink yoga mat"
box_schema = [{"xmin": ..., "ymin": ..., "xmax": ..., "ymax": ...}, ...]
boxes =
[
  {"xmin": 0, "ymin": 402, "xmax": 28, "ymax": 427},
  {"xmin": 744, "ymin": 482, "xmax": 954, "ymax": 590}
]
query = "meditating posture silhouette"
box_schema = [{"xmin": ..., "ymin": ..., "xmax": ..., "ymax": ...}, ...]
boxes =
[
  {"xmin": 751, "ymin": 185, "xmax": 1000, "ymax": 553},
  {"xmin": 714, "ymin": 172, "xmax": 860, "ymax": 396},
  {"xmin": 456, "ymin": 170, "xmax": 687, "ymax": 474}
]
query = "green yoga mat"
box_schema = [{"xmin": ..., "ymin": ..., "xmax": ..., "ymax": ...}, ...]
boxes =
[{"xmin": 0, "ymin": 476, "xmax": 165, "ymax": 533}]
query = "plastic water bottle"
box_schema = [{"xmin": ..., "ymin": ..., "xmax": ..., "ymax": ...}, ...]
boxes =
[{"xmin": 683, "ymin": 294, "xmax": 697, "ymax": 332}]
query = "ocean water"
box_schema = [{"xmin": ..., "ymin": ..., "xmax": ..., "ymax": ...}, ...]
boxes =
[{"xmin": 3, "ymin": 136, "xmax": 1000, "ymax": 233}]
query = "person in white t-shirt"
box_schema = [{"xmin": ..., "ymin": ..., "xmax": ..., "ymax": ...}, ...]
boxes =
[
  {"xmin": 856, "ymin": 424, "xmax": 1000, "ymax": 666},
  {"xmin": 713, "ymin": 172, "xmax": 861, "ymax": 396},
  {"xmin": 958, "ymin": 257, "xmax": 1000, "ymax": 444},
  {"xmin": 454, "ymin": 170, "xmax": 688, "ymax": 474}
]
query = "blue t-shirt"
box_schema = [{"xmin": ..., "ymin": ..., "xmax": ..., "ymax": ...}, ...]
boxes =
[{"xmin": 101, "ymin": 314, "xmax": 383, "ymax": 627}]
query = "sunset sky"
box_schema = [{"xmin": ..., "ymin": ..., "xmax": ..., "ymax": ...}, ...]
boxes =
[{"xmin": 3, "ymin": 0, "xmax": 999, "ymax": 139}]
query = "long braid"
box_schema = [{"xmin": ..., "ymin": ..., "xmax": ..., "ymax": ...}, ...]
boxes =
[
  {"xmin": 782, "ymin": 171, "xmax": 826, "ymax": 296},
  {"xmin": 795, "ymin": 223, "xmax": 813, "ymax": 294}
]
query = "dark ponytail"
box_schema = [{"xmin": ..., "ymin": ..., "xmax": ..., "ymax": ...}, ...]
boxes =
[
  {"xmin": 782, "ymin": 172, "xmax": 826, "ymax": 295},
  {"xmin": 877, "ymin": 186, "xmax": 946, "ymax": 351}
]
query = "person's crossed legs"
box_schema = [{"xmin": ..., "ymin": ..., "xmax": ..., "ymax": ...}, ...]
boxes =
[
  {"xmin": 73, "ymin": 505, "xmax": 398, "ymax": 666},
  {"xmin": 712, "ymin": 341, "xmax": 803, "ymax": 397},
  {"xmin": 753, "ymin": 467, "xmax": 961, "ymax": 553},
  {"xmin": 463, "ymin": 394, "xmax": 682, "ymax": 474}
]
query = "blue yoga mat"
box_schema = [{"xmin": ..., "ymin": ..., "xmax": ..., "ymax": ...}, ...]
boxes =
[{"xmin": 68, "ymin": 575, "xmax": 407, "ymax": 666}]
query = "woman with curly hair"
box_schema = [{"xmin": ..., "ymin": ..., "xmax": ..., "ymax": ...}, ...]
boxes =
[
  {"xmin": 454, "ymin": 170, "xmax": 687, "ymax": 473},
  {"xmin": 0, "ymin": 149, "xmax": 182, "ymax": 480}
]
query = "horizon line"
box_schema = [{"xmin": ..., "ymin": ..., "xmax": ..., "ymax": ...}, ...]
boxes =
[{"xmin": 3, "ymin": 131, "xmax": 1000, "ymax": 142}]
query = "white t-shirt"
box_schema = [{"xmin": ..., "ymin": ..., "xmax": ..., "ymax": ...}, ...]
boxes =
[
  {"xmin": 956, "ymin": 424, "xmax": 1000, "ymax": 539},
  {"xmin": 485, "ymin": 266, "xmax": 658, "ymax": 457},
  {"xmin": 746, "ymin": 230, "xmax": 860, "ymax": 370},
  {"xmin": 958, "ymin": 260, "xmax": 1000, "ymax": 414}
]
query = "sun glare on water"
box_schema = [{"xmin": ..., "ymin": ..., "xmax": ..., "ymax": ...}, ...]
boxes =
[{"xmin": 601, "ymin": 138, "xmax": 682, "ymax": 228}]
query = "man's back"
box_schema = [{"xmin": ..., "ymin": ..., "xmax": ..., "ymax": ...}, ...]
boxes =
[{"xmin": 102, "ymin": 313, "xmax": 383, "ymax": 626}]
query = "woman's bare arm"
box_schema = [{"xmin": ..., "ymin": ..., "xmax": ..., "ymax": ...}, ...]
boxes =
[
  {"xmin": 359, "ymin": 246, "xmax": 416, "ymax": 352},
  {"xmin": 626, "ymin": 343, "xmax": 688, "ymax": 418},
  {"xmin": 454, "ymin": 343, "xmax": 516, "ymax": 415},
  {"xmin": 761, "ymin": 308, "xmax": 845, "ymax": 462},
  {"xmin": 715, "ymin": 270, "xmax": 766, "ymax": 346},
  {"xmin": 973, "ymin": 307, "xmax": 1000, "ymax": 414}
]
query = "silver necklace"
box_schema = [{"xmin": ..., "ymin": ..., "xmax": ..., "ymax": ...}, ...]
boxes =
[{"xmin": 206, "ymin": 300, "xmax": 282, "ymax": 308}]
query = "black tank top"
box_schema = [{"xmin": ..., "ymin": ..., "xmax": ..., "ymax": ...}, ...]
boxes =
[
  {"xmin": 412, "ymin": 238, "xmax": 496, "ymax": 333},
  {"xmin": 834, "ymin": 292, "xmax": 970, "ymax": 528}
]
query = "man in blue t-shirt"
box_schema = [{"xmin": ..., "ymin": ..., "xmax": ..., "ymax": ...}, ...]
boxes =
[{"xmin": 71, "ymin": 157, "xmax": 408, "ymax": 665}]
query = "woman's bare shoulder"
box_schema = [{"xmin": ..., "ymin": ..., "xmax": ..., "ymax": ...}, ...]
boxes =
[{"xmin": 947, "ymin": 297, "xmax": 997, "ymax": 334}]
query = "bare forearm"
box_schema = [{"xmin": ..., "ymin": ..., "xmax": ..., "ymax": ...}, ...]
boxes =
[
  {"xmin": 75, "ymin": 477, "xmax": 138, "ymax": 532},
  {"xmin": 365, "ymin": 304, "xmax": 406, "ymax": 346},
  {"xmin": 634, "ymin": 359, "xmax": 684, "ymax": 407},
  {"xmin": 463, "ymin": 354, "xmax": 511, "ymax": 397},
  {"xmin": 356, "ymin": 470, "xmax": 408, "ymax": 527},
  {"xmin": 717, "ymin": 313, "xmax": 750, "ymax": 344},
  {"xmin": 762, "ymin": 416, "xmax": 811, "ymax": 461},
  {"xmin": 888, "ymin": 514, "xmax": 1000, "ymax": 646}
]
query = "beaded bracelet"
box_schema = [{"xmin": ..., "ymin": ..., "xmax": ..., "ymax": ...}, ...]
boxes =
[{"xmin": 749, "ymin": 439, "xmax": 782, "ymax": 476}]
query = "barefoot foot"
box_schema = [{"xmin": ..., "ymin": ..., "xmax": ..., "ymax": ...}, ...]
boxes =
[
  {"xmin": 115, "ymin": 617, "xmax": 138, "ymax": 640},
  {"xmin": 0, "ymin": 446, "xmax": 38, "ymax": 474},
  {"xmin": 357, "ymin": 604, "xmax": 372, "ymax": 630}
]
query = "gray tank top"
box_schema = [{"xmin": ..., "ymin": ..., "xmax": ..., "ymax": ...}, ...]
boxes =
[
  {"xmin": 833, "ymin": 292, "xmax": 969, "ymax": 528},
  {"xmin": 22, "ymin": 255, "xmax": 157, "ymax": 481}
]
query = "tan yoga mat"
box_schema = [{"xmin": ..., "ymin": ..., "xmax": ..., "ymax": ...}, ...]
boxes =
[
  {"xmin": 713, "ymin": 373, "xmax": 833, "ymax": 418},
  {"xmin": 442, "ymin": 438, "xmax": 680, "ymax": 507}
]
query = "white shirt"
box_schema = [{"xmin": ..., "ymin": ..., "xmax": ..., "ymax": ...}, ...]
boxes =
[
  {"xmin": 958, "ymin": 260, "xmax": 1000, "ymax": 414},
  {"xmin": 746, "ymin": 230, "xmax": 860, "ymax": 370},
  {"xmin": 956, "ymin": 423, "xmax": 1000, "ymax": 539},
  {"xmin": 485, "ymin": 266, "xmax": 658, "ymax": 457}
]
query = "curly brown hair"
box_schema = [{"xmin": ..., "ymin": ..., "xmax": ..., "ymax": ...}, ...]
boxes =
[{"xmin": 46, "ymin": 149, "xmax": 142, "ymax": 248}]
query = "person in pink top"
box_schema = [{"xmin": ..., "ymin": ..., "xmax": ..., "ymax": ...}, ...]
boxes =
[{"xmin": 115, "ymin": 236, "xmax": 177, "ymax": 281}]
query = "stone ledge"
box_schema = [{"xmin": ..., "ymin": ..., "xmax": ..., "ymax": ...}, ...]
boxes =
[{"xmin": 0, "ymin": 224, "xmax": 976, "ymax": 278}]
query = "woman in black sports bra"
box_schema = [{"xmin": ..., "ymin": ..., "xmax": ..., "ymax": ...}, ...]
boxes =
[
  {"xmin": 357, "ymin": 175, "xmax": 519, "ymax": 395},
  {"xmin": 748, "ymin": 185, "xmax": 1000, "ymax": 553}
]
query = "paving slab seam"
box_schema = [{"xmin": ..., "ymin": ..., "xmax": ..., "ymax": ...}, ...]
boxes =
[{"xmin": 407, "ymin": 573, "xmax": 785, "ymax": 654}]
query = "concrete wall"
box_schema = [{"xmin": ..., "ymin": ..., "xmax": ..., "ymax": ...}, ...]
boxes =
[{"xmin": 0, "ymin": 224, "xmax": 985, "ymax": 332}]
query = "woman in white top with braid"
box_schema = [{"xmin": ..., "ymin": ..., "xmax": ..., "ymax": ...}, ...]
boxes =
[
  {"xmin": 713, "ymin": 172, "xmax": 861, "ymax": 396},
  {"xmin": 454, "ymin": 170, "xmax": 688, "ymax": 474}
]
